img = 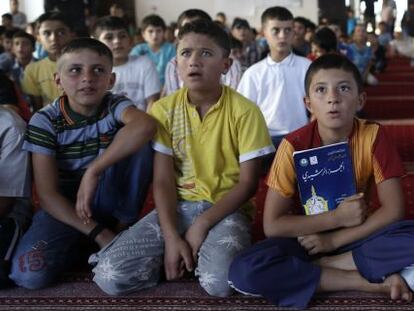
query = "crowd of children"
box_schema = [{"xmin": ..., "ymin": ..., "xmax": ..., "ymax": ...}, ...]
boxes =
[{"xmin": 1, "ymin": 0, "xmax": 414, "ymax": 309}]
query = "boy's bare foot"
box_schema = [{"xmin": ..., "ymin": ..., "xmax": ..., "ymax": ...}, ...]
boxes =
[{"xmin": 383, "ymin": 274, "xmax": 413, "ymax": 302}]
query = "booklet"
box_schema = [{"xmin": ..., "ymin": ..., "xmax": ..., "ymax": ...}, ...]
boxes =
[{"xmin": 293, "ymin": 141, "xmax": 356, "ymax": 215}]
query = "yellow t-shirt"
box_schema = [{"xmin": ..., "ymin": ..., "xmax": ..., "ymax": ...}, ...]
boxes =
[
  {"xmin": 150, "ymin": 86, "xmax": 274, "ymax": 205},
  {"xmin": 22, "ymin": 57, "xmax": 62, "ymax": 106}
]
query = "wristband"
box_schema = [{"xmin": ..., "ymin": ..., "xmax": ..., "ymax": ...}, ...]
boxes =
[{"xmin": 88, "ymin": 224, "xmax": 105, "ymax": 241}]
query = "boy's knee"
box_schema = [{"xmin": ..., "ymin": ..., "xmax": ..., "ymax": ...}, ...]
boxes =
[
  {"xmin": 9, "ymin": 267, "xmax": 53, "ymax": 290},
  {"xmin": 228, "ymin": 255, "xmax": 258, "ymax": 295},
  {"xmin": 93, "ymin": 276, "xmax": 127, "ymax": 296},
  {"xmin": 93, "ymin": 272, "xmax": 159, "ymax": 296},
  {"xmin": 200, "ymin": 276, "xmax": 234, "ymax": 297},
  {"xmin": 92, "ymin": 256, "xmax": 161, "ymax": 295}
]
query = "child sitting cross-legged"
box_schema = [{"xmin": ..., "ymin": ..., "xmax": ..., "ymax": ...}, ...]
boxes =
[{"xmin": 228, "ymin": 53, "xmax": 414, "ymax": 309}]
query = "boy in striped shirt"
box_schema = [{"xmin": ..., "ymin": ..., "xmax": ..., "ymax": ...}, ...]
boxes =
[{"xmin": 9, "ymin": 38, "xmax": 156, "ymax": 290}]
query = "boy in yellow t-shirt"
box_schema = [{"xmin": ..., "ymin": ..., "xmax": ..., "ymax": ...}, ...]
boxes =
[
  {"xmin": 22, "ymin": 12, "xmax": 74, "ymax": 110},
  {"xmin": 89, "ymin": 19, "xmax": 274, "ymax": 297}
]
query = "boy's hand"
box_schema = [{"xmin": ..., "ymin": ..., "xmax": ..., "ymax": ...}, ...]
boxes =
[
  {"xmin": 184, "ymin": 218, "xmax": 210, "ymax": 261},
  {"xmin": 164, "ymin": 236, "xmax": 194, "ymax": 280},
  {"xmin": 298, "ymin": 232, "xmax": 336, "ymax": 255},
  {"xmin": 333, "ymin": 193, "xmax": 367, "ymax": 227},
  {"xmin": 76, "ymin": 168, "xmax": 100, "ymax": 224}
]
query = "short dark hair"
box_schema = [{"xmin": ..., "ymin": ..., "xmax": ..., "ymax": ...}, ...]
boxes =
[
  {"xmin": 230, "ymin": 36, "xmax": 243, "ymax": 50},
  {"xmin": 0, "ymin": 74, "xmax": 18, "ymax": 106},
  {"xmin": 178, "ymin": 19, "xmax": 230, "ymax": 57},
  {"xmin": 294, "ymin": 16, "xmax": 309, "ymax": 28},
  {"xmin": 2, "ymin": 13, "xmax": 13, "ymax": 21},
  {"xmin": 141, "ymin": 14, "xmax": 166, "ymax": 31},
  {"xmin": 261, "ymin": 6, "xmax": 293, "ymax": 24},
  {"xmin": 3, "ymin": 28, "xmax": 18, "ymax": 39},
  {"xmin": 177, "ymin": 9, "xmax": 212, "ymax": 28},
  {"xmin": 12, "ymin": 30, "xmax": 36, "ymax": 49},
  {"xmin": 94, "ymin": 16, "xmax": 129, "ymax": 38},
  {"xmin": 37, "ymin": 11, "xmax": 73, "ymax": 30},
  {"xmin": 231, "ymin": 18, "xmax": 250, "ymax": 30},
  {"xmin": 304, "ymin": 53, "xmax": 363, "ymax": 96},
  {"xmin": 58, "ymin": 37, "xmax": 113, "ymax": 68},
  {"xmin": 312, "ymin": 27, "xmax": 337, "ymax": 53}
]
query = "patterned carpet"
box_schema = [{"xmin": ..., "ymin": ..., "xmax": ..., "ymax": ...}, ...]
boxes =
[{"xmin": 0, "ymin": 273, "xmax": 413, "ymax": 311}]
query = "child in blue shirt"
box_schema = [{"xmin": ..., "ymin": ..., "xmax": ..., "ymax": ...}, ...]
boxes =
[{"xmin": 130, "ymin": 14, "xmax": 176, "ymax": 85}]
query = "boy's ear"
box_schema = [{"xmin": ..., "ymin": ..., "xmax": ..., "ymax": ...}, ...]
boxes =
[
  {"xmin": 356, "ymin": 91, "xmax": 366, "ymax": 111},
  {"xmin": 108, "ymin": 72, "xmax": 116, "ymax": 89},
  {"xmin": 304, "ymin": 96, "xmax": 312, "ymax": 113},
  {"xmin": 54, "ymin": 72, "xmax": 64, "ymax": 91},
  {"xmin": 222, "ymin": 57, "xmax": 233, "ymax": 75}
]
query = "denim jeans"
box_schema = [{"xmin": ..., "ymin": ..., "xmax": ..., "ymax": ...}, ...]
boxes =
[{"xmin": 9, "ymin": 144, "xmax": 153, "ymax": 289}]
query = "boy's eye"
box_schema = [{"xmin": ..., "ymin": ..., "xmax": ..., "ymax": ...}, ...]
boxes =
[
  {"xmin": 315, "ymin": 86, "xmax": 325, "ymax": 93},
  {"xmin": 93, "ymin": 67, "xmax": 105, "ymax": 74},
  {"xmin": 270, "ymin": 28, "xmax": 280, "ymax": 35},
  {"xmin": 69, "ymin": 67, "xmax": 81, "ymax": 73},
  {"xmin": 180, "ymin": 50, "xmax": 191, "ymax": 57},
  {"xmin": 201, "ymin": 50, "xmax": 212, "ymax": 57},
  {"xmin": 339, "ymin": 85, "xmax": 351, "ymax": 92},
  {"xmin": 57, "ymin": 30, "xmax": 67, "ymax": 37}
]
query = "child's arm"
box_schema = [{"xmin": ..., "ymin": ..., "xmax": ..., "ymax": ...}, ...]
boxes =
[
  {"xmin": 263, "ymin": 188, "xmax": 367, "ymax": 239},
  {"xmin": 76, "ymin": 106, "xmax": 156, "ymax": 222},
  {"xmin": 184, "ymin": 158, "xmax": 261, "ymax": 259},
  {"xmin": 308, "ymin": 177, "xmax": 404, "ymax": 253},
  {"xmin": 153, "ymin": 151, "xmax": 194, "ymax": 280},
  {"xmin": 32, "ymin": 153, "xmax": 115, "ymax": 248}
]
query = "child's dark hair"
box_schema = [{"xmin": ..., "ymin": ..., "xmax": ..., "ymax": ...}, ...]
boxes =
[
  {"xmin": 230, "ymin": 36, "xmax": 243, "ymax": 50},
  {"xmin": 0, "ymin": 74, "xmax": 18, "ymax": 106},
  {"xmin": 178, "ymin": 19, "xmax": 230, "ymax": 57},
  {"xmin": 294, "ymin": 16, "xmax": 309, "ymax": 28},
  {"xmin": 304, "ymin": 53, "xmax": 363, "ymax": 96},
  {"xmin": 141, "ymin": 14, "xmax": 166, "ymax": 31},
  {"xmin": 261, "ymin": 6, "xmax": 293, "ymax": 24},
  {"xmin": 12, "ymin": 30, "xmax": 36, "ymax": 49},
  {"xmin": 312, "ymin": 27, "xmax": 338, "ymax": 53},
  {"xmin": 37, "ymin": 11, "xmax": 72, "ymax": 30},
  {"xmin": 58, "ymin": 38, "xmax": 113, "ymax": 68},
  {"xmin": 177, "ymin": 9, "xmax": 212, "ymax": 28},
  {"xmin": 94, "ymin": 16, "xmax": 129, "ymax": 38},
  {"xmin": 3, "ymin": 28, "xmax": 19, "ymax": 40},
  {"xmin": 1, "ymin": 13, "xmax": 13, "ymax": 21}
]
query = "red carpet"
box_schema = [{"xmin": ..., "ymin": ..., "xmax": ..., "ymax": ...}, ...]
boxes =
[{"xmin": 0, "ymin": 274, "xmax": 413, "ymax": 311}]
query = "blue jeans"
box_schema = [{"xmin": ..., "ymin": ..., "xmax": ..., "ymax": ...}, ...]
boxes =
[{"xmin": 9, "ymin": 144, "xmax": 153, "ymax": 289}]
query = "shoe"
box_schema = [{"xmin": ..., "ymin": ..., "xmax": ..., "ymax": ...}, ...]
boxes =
[
  {"xmin": 400, "ymin": 264, "xmax": 414, "ymax": 291},
  {"xmin": 0, "ymin": 218, "xmax": 20, "ymax": 288}
]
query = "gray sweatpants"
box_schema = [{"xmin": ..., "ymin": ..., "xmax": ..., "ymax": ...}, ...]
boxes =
[{"xmin": 89, "ymin": 201, "xmax": 251, "ymax": 296}]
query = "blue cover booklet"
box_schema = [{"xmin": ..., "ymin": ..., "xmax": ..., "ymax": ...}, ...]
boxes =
[{"xmin": 293, "ymin": 141, "xmax": 356, "ymax": 215}]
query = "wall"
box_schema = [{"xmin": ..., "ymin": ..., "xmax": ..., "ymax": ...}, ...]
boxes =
[
  {"xmin": 134, "ymin": 0, "xmax": 318, "ymax": 29},
  {"xmin": 0, "ymin": 0, "xmax": 44, "ymax": 24}
]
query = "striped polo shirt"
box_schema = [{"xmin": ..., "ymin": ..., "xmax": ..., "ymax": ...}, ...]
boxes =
[
  {"xmin": 267, "ymin": 118, "xmax": 405, "ymax": 213},
  {"xmin": 23, "ymin": 93, "xmax": 134, "ymax": 201}
]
